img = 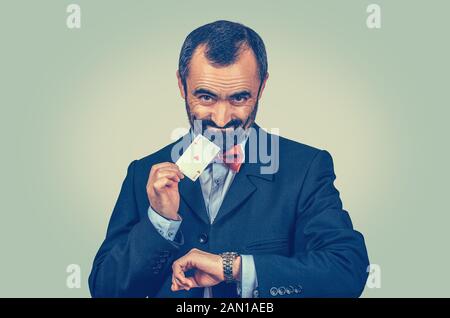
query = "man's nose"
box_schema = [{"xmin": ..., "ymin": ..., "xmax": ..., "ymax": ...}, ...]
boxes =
[{"xmin": 211, "ymin": 102, "xmax": 232, "ymax": 128}]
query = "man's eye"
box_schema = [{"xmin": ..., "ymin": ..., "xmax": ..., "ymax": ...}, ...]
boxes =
[
  {"xmin": 231, "ymin": 96, "xmax": 248, "ymax": 103},
  {"xmin": 199, "ymin": 95, "xmax": 214, "ymax": 102}
]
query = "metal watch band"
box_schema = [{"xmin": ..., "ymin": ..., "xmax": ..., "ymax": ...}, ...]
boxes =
[{"xmin": 220, "ymin": 252, "xmax": 240, "ymax": 283}]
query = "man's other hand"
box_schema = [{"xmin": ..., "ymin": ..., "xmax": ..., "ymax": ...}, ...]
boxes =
[
  {"xmin": 171, "ymin": 248, "xmax": 241, "ymax": 291},
  {"xmin": 147, "ymin": 162, "xmax": 184, "ymax": 221}
]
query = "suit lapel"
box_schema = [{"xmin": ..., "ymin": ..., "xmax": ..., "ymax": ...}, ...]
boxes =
[
  {"xmin": 212, "ymin": 163, "xmax": 257, "ymax": 225},
  {"xmin": 178, "ymin": 177, "xmax": 210, "ymax": 225}
]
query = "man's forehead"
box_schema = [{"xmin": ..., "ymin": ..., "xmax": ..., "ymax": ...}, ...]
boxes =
[{"xmin": 187, "ymin": 45, "xmax": 259, "ymax": 84}]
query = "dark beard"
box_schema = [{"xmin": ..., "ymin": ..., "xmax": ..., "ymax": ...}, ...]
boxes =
[{"xmin": 185, "ymin": 99, "xmax": 259, "ymax": 151}]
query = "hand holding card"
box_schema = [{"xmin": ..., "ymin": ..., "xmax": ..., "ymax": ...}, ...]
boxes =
[{"xmin": 146, "ymin": 162, "xmax": 184, "ymax": 221}]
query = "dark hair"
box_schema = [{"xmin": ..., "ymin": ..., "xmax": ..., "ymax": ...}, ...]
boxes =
[{"xmin": 178, "ymin": 20, "xmax": 268, "ymax": 89}]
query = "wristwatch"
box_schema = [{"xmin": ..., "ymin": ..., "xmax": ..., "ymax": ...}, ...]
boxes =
[{"xmin": 220, "ymin": 252, "xmax": 240, "ymax": 283}]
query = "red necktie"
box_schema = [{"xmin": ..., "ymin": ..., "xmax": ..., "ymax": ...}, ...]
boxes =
[{"xmin": 218, "ymin": 144, "xmax": 244, "ymax": 172}]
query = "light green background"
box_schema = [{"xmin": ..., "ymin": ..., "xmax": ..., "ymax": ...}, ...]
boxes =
[{"xmin": 1, "ymin": 0, "xmax": 449, "ymax": 297}]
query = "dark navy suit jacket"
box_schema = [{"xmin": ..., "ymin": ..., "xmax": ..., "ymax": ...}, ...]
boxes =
[{"xmin": 89, "ymin": 123, "xmax": 369, "ymax": 298}]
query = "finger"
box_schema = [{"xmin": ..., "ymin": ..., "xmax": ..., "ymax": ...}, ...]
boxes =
[
  {"xmin": 171, "ymin": 275, "xmax": 184, "ymax": 291},
  {"xmin": 155, "ymin": 170, "xmax": 182, "ymax": 182},
  {"xmin": 156, "ymin": 167, "xmax": 184, "ymax": 179},
  {"xmin": 151, "ymin": 162, "xmax": 182, "ymax": 175},
  {"xmin": 171, "ymin": 276, "xmax": 177, "ymax": 291},
  {"xmin": 153, "ymin": 177, "xmax": 175, "ymax": 190},
  {"xmin": 152, "ymin": 162, "xmax": 179, "ymax": 169},
  {"xmin": 149, "ymin": 163, "xmax": 181, "ymax": 181},
  {"xmin": 173, "ymin": 267, "xmax": 189, "ymax": 288},
  {"xmin": 171, "ymin": 279, "xmax": 182, "ymax": 291},
  {"xmin": 172, "ymin": 260, "xmax": 190, "ymax": 287},
  {"xmin": 172, "ymin": 273, "xmax": 184, "ymax": 288},
  {"xmin": 172, "ymin": 273, "xmax": 185, "ymax": 291},
  {"xmin": 184, "ymin": 276, "xmax": 200, "ymax": 289},
  {"xmin": 175, "ymin": 277, "xmax": 190, "ymax": 291}
]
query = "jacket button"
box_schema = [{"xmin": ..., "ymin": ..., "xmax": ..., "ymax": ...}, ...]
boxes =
[
  {"xmin": 270, "ymin": 287, "xmax": 278, "ymax": 296},
  {"xmin": 278, "ymin": 286, "xmax": 286, "ymax": 296},
  {"xmin": 287, "ymin": 285, "xmax": 295, "ymax": 294},
  {"xmin": 152, "ymin": 263, "xmax": 163, "ymax": 270},
  {"xmin": 199, "ymin": 233, "xmax": 208, "ymax": 244},
  {"xmin": 159, "ymin": 251, "xmax": 170, "ymax": 257}
]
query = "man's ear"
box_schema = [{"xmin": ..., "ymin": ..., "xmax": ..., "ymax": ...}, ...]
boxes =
[
  {"xmin": 176, "ymin": 70, "xmax": 186, "ymax": 99},
  {"xmin": 257, "ymin": 73, "xmax": 269, "ymax": 100}
]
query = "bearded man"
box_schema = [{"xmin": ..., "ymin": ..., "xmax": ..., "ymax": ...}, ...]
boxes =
[{"xmin": 89, "ymin": 20, "xmax": 369, "ymax": 298}]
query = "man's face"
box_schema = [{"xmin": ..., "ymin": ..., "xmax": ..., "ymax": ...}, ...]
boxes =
[{"xmin": 177, "ymin": 44, "xmax": 267, "ymax": 150}]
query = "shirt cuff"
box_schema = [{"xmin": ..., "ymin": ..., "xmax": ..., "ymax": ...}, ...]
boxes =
[
  {"xmin": 147, "ymin": 206, "xmax": 182, "ymax": 242},
  {"xmin": 237, "ymin": 255, "xmax": 258, "ymax": 298}
]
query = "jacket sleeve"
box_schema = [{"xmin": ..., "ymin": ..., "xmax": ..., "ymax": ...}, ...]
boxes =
[
  {"xmin": 88, "ymin": 160, "xmax": 183, "ymax": 297},
  {"xmin": 253, "ymin": 150, "xmax": 370, "ymax": 298}
]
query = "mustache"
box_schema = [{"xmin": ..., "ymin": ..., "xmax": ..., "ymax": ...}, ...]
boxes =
[{"xmin": 194, "ymin": 118, "xmax": 244, "ymax": 130}]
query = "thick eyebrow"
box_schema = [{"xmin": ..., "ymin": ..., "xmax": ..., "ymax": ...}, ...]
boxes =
[
  {"xmin": 192, "ymin": 88, "xmax": 218, "ymax": 98},
  {"xmin": 229, "ymin": 90, "xmax": 252, "ymax": 99}
]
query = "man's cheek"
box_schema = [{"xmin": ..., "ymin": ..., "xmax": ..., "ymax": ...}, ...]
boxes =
[
  {"xmin": 189, "ymin": 105, "xmax": 212, "ymax": 119},
  {"xmin": 186, "ymin": 98, "xmax": 201, "ymax": 109},
  {"xmin": 235, "ymin": 106, "xmax": 254, "ymax": 121}
]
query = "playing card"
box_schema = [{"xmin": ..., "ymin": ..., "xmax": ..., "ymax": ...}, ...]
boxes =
[{"xmin": 175, "ymin": 134, "xmax": 221, "ymax": 181}]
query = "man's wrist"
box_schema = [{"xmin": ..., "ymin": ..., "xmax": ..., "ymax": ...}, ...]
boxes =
[
  {"xmin": 165, "ymin": 214, "xmax": 181, "ymax": 221},
  {"xmin": 151, "ymin": 205, "xmax": 181, "ymax": 221}
]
